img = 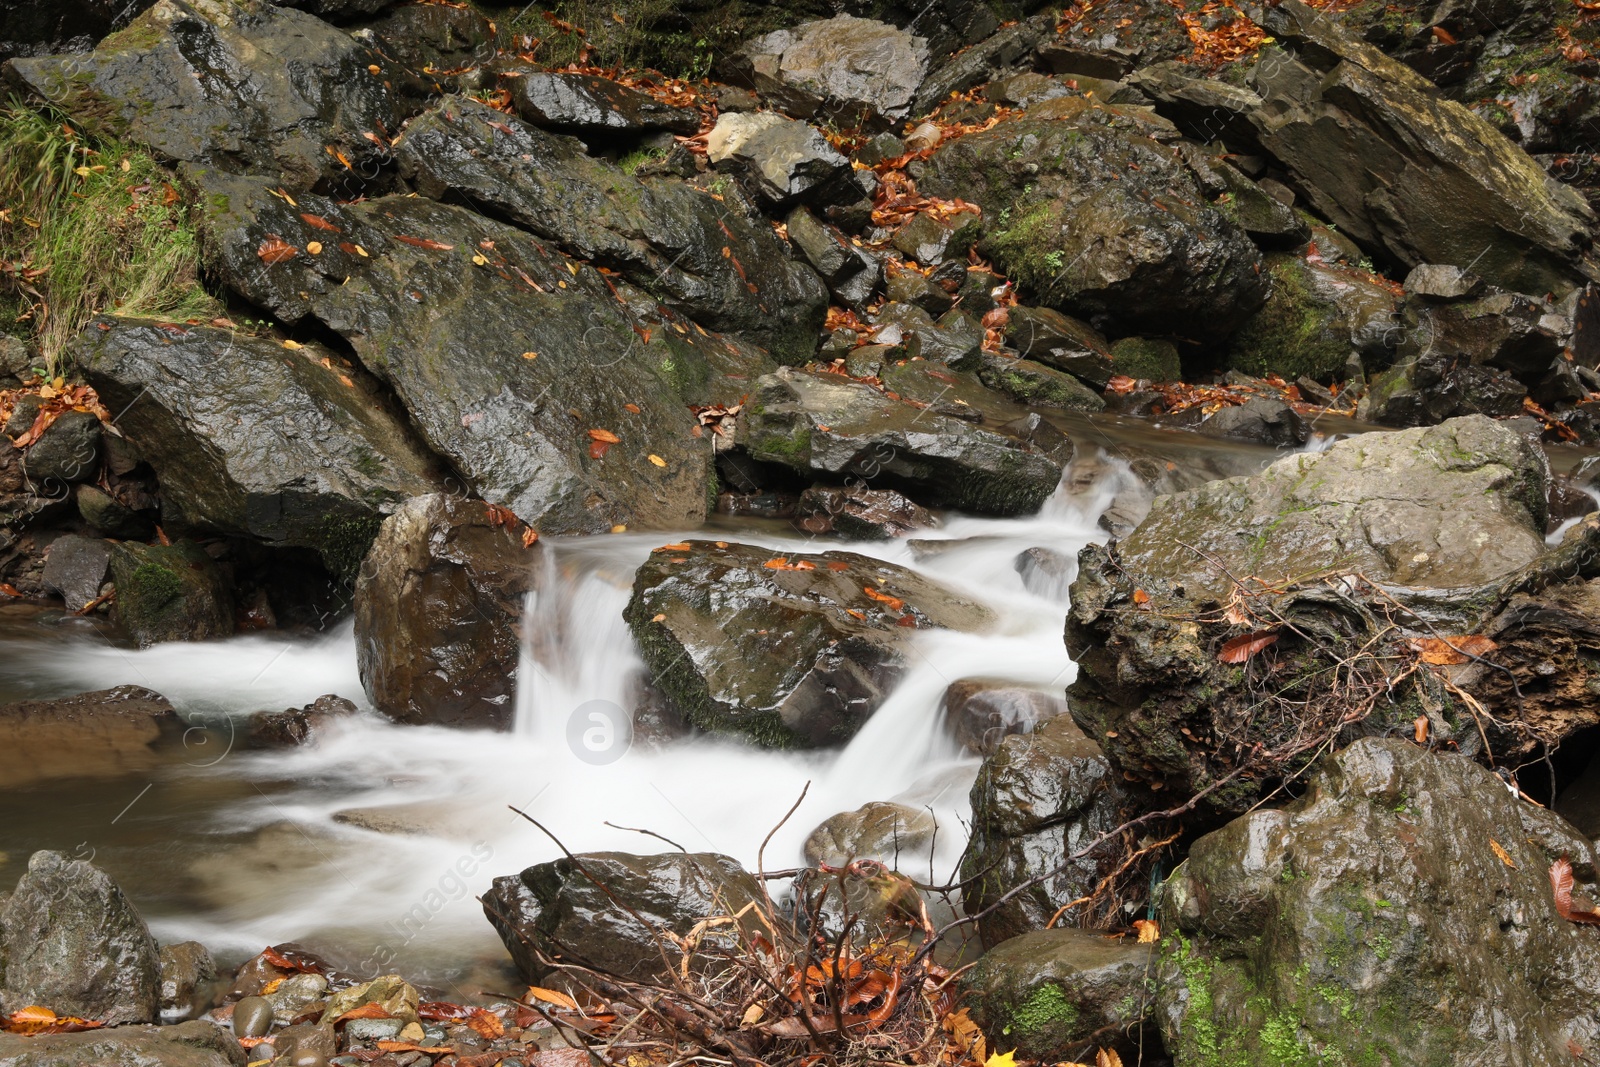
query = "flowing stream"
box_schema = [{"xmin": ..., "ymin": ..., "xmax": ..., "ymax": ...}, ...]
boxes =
[{"xmin": 0, "ymin": 415, "xmax": 1360, "ymax": 996}]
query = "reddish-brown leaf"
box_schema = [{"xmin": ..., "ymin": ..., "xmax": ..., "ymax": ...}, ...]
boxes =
[
  {"xmin": 1132, "ymin": 588, "xmax": 1151, "ymax": 605},
  {"xmin": 257, "ymin": 235, "xmax": 298, "ymax": 265},
  {"xmin": 521, "ymin": 527, "xmax": 541, "ymax": 548},
  {"xmin": 1105, "ymin": 374, "xmax": 1138, "ymax": 394},
  {"xmin": 336, "ymin": 1003, "xmax": 396, "ymax": 1023},
  {"xmin": 587, "ymin": 428, "xmax": 621, "ymax": 444},
  {"xmin": 1218, "ymin": 630, "xmax": 1279, "ymax": 664},
  {"xmin": 863, "ymin": 586, "xmax": 906, "ymax": 612},
  {"xmin": 1550, "ymin": 857, "xmax": 1600, "ymax": 924},
  {"xmin": 1411, "ymin": 635, "xmax": 1498, "ymax": 665},
  {"xmin": 418, "ymin": 1001, "xmax": 474, "ymax": 1021},
  {"xmin": 300, "ymin": 213, "xmax": 342, "ymax": 233},
  {"xmin": 466, "ymin": 1009, "xmax": 504, "ymax": 1039},
  {"xmin": 1431, "ymin": 24, "xmax": 1458, "ymax": 44}
]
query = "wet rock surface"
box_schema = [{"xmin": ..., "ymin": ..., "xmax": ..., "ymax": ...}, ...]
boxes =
[
  {"xmin": 483, "ymin": 852, "xmax": 763, "ymax": 983},
  {"xmin": 74, "ymin": 317, "xmax": 442, "ymax": 576},
  {"xmin": 726, "ymin": 16, "xmax": 930, "ymax": 129},
  {"xmin": 942, "ymin": 679, "xmax": 1065, "ymax": 756},
  {"xmin": 625, "ymin": 539, "xmax": 992, "ymax": 747},
  {"xmin": 740, "ymin": 367, "xmax": 1065, "ymax": 516},
  {"xmin": 0, "ymin": 686, "xmax": 181, "ymax": 787},
  {"xmin": 394, "ymin": 95, "xmax": 827, "ymax": 364},
  {"xmin": 110, "ymin": 540, "xmax": 234, "ymax": 647},
  {"xmin": 804, "ymin": 802, "xmax": 937, "ymax": 867},
  {"xmin": 1, "ymin": 850, "xmax": 161, "ymax": 1025},
  {"xmin": 5, "ymin": 0, "xmax": 399, "ymax": 190},
  {"xmin": 504, "ymin": 71, "xmax": 700, "ymax": 135},
  {"xmin": 1159, "ymin": 738, "xmax": 1600, "ymax": 1064},
  {"xmin": 355, "ymin": 493, "xmax": 537, "ymax": 729},
  {"xmin": 961, "ymin": 715, "xmax": 1126, "ymax": 949},
  {"xmin": 0, "ymin": 1020, "xmax": 246, "ymax": 1066}
]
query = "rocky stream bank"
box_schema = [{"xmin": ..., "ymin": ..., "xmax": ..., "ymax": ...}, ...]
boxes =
[{"xmin": 7, "ymin": 0, "xmax": 1600, "ymax": 1063}]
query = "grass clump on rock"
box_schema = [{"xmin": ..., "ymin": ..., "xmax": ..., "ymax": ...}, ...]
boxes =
[{"xmin": 0, "ymin": 103, "xmax": 217, "ymax": 375}]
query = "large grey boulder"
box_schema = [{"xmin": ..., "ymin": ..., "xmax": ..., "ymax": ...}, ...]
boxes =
[
  {"xmin": 75, "ymin": 317, "xmax": 443, "ymax": 578},
  {"xmin": 1066, "ymin": 416, "xmax": 1552, "ymax": 811},
  {"xmin": 625, "ymin": 540, "xmax": 992, "ymax": 747},
  {"xmin": 503, "ymin": 72, "xmax": 700, "ymax": 136},
  {"xmin": 0, "ymin": 851, "xmax": 160, "ymax": 1025},
  {"xmin": 5, "ymin": 0, "xmax": 399, "ymax": 190},
  {"xmin": 355, "ymin": 494, "xmax": 537, "ymax": 730},
  {"xmin": 482, "ymin": 852, "xmax": 763, "ymax": 983},
  {"xmin": 195, "ymin": 171, "xmax": 724, "ymax": 535},
  {"xmin": 394, "ymin": 96, "xmax": 826, "ymax": 365},
  {"xmin": 1251, "ymin": 0, "xmax": 1597, "ymax": 297},
  {"xmin": 1158, "ymin": 738, "xmax": 1600, "ymax": 1064},
  {"xmin": 726, "ymin": 16, "xmax": 930, "ymax": 129},
  {"xmin": 740, "ymin": 366, "xmax": 1065, "ymax": 516},
  {"xmin": 960, "ymin": 716, "xmax": 1126, "ymax": 949}
]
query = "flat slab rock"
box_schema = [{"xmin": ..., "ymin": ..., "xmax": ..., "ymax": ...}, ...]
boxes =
[
  {"xmin": 624, "ymin": 539, "xmax": 993, "ymax": 747},
  {"xmin": 726, "ymin": 15, "xmax": 930, "ymax": 128},
  {"xmin": 0, "ymin": 686, "xmax": 181, "ymax": 787},
  {"xmin": 503, "ymin": 71, "xmax": 700, "ymax": 135}
]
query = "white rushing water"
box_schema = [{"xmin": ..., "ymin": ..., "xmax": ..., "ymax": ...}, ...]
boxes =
[{"xmin": 0, "ymin": 447, "xmax": 1169, "ymax": 987}]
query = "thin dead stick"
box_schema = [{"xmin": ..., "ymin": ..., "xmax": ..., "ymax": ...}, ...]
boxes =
[
  {"xmin": 605, "ymin": 821, "xmax": 688, "ymax": 852},
  {"xmin": 756, "ymin": 781, "xmax": 810, "ymax": 911}
]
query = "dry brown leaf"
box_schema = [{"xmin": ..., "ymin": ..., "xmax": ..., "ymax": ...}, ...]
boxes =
[
  {"xmin": 467, "ymin": 1008, "xmax": 504, "ymax": 1038},
  {"xmin": 1132, "ymin": 918, "xmax": 1160, "ymax": 943},
  {"xmin": 1132, "ymin": 588, "xmax": 1150, "ymax": 605},
  {"xmin": 1490, "ymin": 839, "xmax": 1517, "ymax": 870},
  {"xmin": 1412, "ymin": 635, "xmax": 1498, "ymax": 665},
  {"xmin": 525, "ymin": 986, "xmax": 578, "ymax": 1010},
  {"xmin": 587, "ymin": 428, "xmax": 621, "ymax": 443},
  {"xmin": 1218, "ymin": 630, "xmax": 1278, "ymax": 664},
  {"xmin": 1550, "ymin": 857, "xmax": 1600, "ymax": 924},
  {"xmin": 257, "ymin": 235, "xmax": 298, "ymax": 265},
  {"xmin": 1097, "ymin": 1050, "xmax": 1125, "ymax": 1067},
  {"xmin": 393, "ymin": 234, "xmax": 455, "ymax": 251}
]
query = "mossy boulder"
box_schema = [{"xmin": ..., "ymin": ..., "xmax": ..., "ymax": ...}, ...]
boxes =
[
  {"xmin": 976, "ymin": 353, "xmax": 1105, "ymax": 411},
  {"xmin": 110, "ymin": 540, "xmax": 233, "ymax": 647},
  {"xmin": 624, "ymin": 540, "xmax": 993, "ymax": 747},
  {"xmin": 75, "ymin": 317, "xmax": 443, "ymax": 578},
  {"xmin": 1226, "ymin": 253, "xmax": 1400, "ymax": 383},
  {"xmin": 1158, "ymin": 738, "xmax": 1600, "ymax": 1065},
  {"xmin": 1108, "ymin": 336, "xmax": 1181, "ymax": 382},
  {"xmin": 964, "ymin": 928, "xmax": 1155, "ymax": 1063},
  {"xmin": 919, "ymin": 100, "xmax": 1265, "ymax": 341}
]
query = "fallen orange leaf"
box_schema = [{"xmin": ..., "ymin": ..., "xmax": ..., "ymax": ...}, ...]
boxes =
[
  {"xmin": 525, "ymin": 986, "xmax": 578, "ymax": 1010},
  {"xmin": 257, "ymin": 235, "xmax": 298, "ymax": 265},
  {"xmin": 863, "ymin": 586, "xmax": 905, "ymax": 612},
  {"xmin": 1411, "ymin": 635, "xmax": 1497, "ymax": 666},
  {"xmin": 1218, "ymin": 630, "xmax": 1278, "ymax": 664},
  {"xmin": 587, "ymin": 428, "xmax": 621, "ymax": 443}
]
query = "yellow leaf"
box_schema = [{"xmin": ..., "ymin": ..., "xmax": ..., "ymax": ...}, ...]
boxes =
[
  {"xmin": 74, "ymin": 165, "xmax": 91, "ymax": 177},
  {"xmin": 1097, "ymin": 1050, "xmax": 1125, "ymax": 1067},
  {"xmin": 521, "ymin": 351, "xmax": 538, "ymax": 360},
  {"xmin": 473, "ymin": 253, "xmax": 489, "ymax": 265},
  {"xmin": 985, "ymin": 1051, "xmax": 1018, "ymax": 1067},
  {"xmin": 648, "ymin": 454, "xmax": 667, "ymax": 467},
  {"xmin": 525, "ymin": 986, "xmax": 578, "ymax": 1010},
  {"xmin": 740, "ymin": 1003, "xmax": 764, "ymax": 1025},
  {"xmin": 1133, "ymin": 918, "xmax": 1160, "ymax": 943},
  {"xmin": 282, "ymin": 340, "xmax": 304, "ymax": 350},
  {"xmin": 611, "ymin": 524, "xmax": 627, "ymax": 533},
  {"xmin": 1490, "ymin": 839, "xmax": 1517, "ymax": 870},
  {"xmin": 119, "ymin": 159, "xmax": 131, "ymax": 172},
  {"xmin": 306, "ymin": 241, "xmax": 323, "ymax": 255}
]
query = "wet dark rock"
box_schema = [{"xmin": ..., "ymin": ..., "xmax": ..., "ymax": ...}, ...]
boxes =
[
  {"xmin": 942, "ymin": 678, "xmax": 1065, "ymax": 756},
  {"xmin": 1004, "ymin": 307, "xmax": 1115, "ymax": 386},
  {"xmin": 110, "ymin": 540, "xmax": 234, "ymax": 647},
  {"xmin": 395, "ymin": 95, "xmax": 825, "ymax": 365},
  {"xmin": 1251, "ymin": 0, "xmax": 1597, "ymax": 297},
  {"xmin": 503, "ymin": 72, "xmax": 700, "ymax": 136},
  {"xmin": 5, "ymin": 0, "xmax": 399, "ymax": 190},
  {"xmin": 1227, "ymin": 252, "xmax": 1400, "ymax": 383},
  {"xmin": 1404, "ymin": 262, "xmax": 1486, "ymax": 301},
  {"xmin": 1, "ymin": 850, "xmax": 160, "ymax": 1025},
  {"xmin": 158, "ymin": 941, "xmax": 217, "ymax": 1023},
  {"xmin": 0, "ymin": 1020, "xmax": 245, "ymax": 1067},
  {"xmin": 196, "ymin": 171, "xmax": 717, "ymax": 533},
  {"xmin": 75, "ymin": 318, "xmax": 442, "ymax": 578},
  {"xmin": 76, "ymin": 483, "xmax": 153, "ymax": 540},
  {"xmin": 244, "ymin": 694, "xmax": 358, "ymax": 749},
  {"xmin": 921, "ymin": 100, "xmax": 1265, "ymax": 341},
  {"xmin": 726, "ymin": 16, "xmax": 929, "ymax": 129},
  {"xmin": 0, "ymin": 686, "xmax": 180, "ymax": 787},
  {"xmin": 280, "ymin": 0, "xmax": 396, "ymax": 18},
  {"xmin": 0, "ymin": 0, "xmax": 157, "ymax": 63},
  {"xmin": 355, "ymin": 3, "xmax": 497, "ymax": 100},
  {"xmin": 625, "ymin": 540, "xmax": 992, "ymax": 747},
  {"xmin": 803, "ymin": 802, "xmax": 937, "ymax": 867},
  {"xmin": 354, "ymin": 493, "xmax": 536, "ymax": 730},
  {"xmin": 232, "ymin": 995, "xmax": 274, "ymax": 1038},
  {"xmin": 1107, "ymin": 336, "xmax": 1181, "ymax": 382},
  {"xmin": 483, "ymin": 852, "xmax": 763, "ymax": 982},
  {"xmin": 1396, "ymin": 290, "xmax": 1569, "ymax": 383},
  {"xmin": 1361, "ymin": 353, "xmax": 1531, "ymax": 426},
  {"xmin": 705, "ymin": 111, "xmax": 857, "ymax": 208},
  {"xmin": 784, "ymin": 207, "xmax": 881, "ymax": 309},
  {"xmin": 977, "ymin": 354, "xmax": 1105, "ymax": 412},
  {"xmin": 792, "ymin": 485, "xmax": 937, "ymax": 539},
  {"xmin": 985, "ymin": 71, "xmax": 1070, "ymax": 108},
  {"xmin": 1014, "ymin": 545, "xmax": 1075, "ymax": 600},
  {"xmin": 1203, "ymin": 156, "xmax": 1309, "ymax": 248},
  {"xmin": 885, "ymin": 270, "xmax": 955, "ymax": 316},
  {"xmin": 1158, "ymin": 738, "xmax": 1600, "ymax": 1064},
  {"xmin": 891, "ymin": 209, "xmax": 983, "ymax": 266},
  {"xmin": 854, "ymin": 132, "xmax": 905, "ymax": 167},
  {"xmin": 1196, "ymin": 396, "xmax": 1310, "ymax": 447},
  {"xmin": 874, "ymin": 304, "xmax": 984, "ymax": 368},
  {"xmin": 716, "ymin": 491, "xmax": 798, "ymax": 519},
  {"xmin": 910, "ymin": 13, "xmax": 1054, "ymax": 116},
  {"xmin": 740, "ymin": 366, "xmax": 1065, "ymax": 515},
  {"xmin": 22, "ymin": 410, "xmax": 100, "ymax": 486},
  {"xmin": 40, "ymin": 533, "xmax": 111, "ymax": 611},
  {"xmin": 961, "ymin": 715, "xmax": 1125, "ymax": 949},
  {"xmin": 1065, "ymin": 416, "xmax": 1550, "ymax": 810},
  {"xmin": 964, "ymin": 929, "xmax": 1155, "ymax": 1063},
  {"xmin": 1128, "ymin": 61, "xmax": 1263, "ymax": 147}
]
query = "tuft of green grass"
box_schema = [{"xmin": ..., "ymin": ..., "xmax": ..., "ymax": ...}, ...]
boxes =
[{"xmin": 0, "ymin": 102, "xmax": 218, "ymax": 375}]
